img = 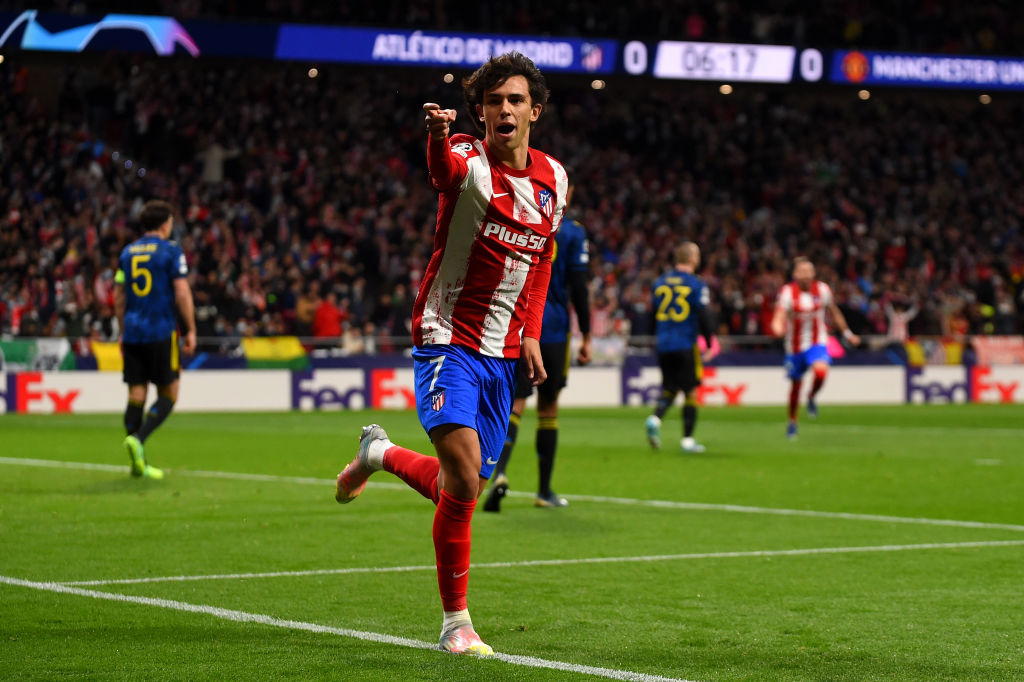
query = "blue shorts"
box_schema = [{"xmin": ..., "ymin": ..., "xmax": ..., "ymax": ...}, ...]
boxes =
[
  {"xmin": 412, "ymin": 344, "xmax": 516, "ymax": 480},
  {"xmin": 784, "ymin": 344, "xmax": 831, "ymax": 381}
]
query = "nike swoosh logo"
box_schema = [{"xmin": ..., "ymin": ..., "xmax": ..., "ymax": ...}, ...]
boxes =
[
  {"xmin": 492, "ymin": 192, "xmax": 509, "ymax": 198},
  {"xmin": 485, "ymin": 456, "xmax": 500, "ymax": 465},
  {"xmin": 452, "ymin": 569, "xmax": 469, "ymax": 579}
]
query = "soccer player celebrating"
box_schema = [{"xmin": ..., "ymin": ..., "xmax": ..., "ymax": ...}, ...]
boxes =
[
  {"xmin": 334, "ymin": 52, "xmax": 567, "ymax": 657},
  {"xmin": 770, "ymin": 257, "xmax": 860, "ymax": 439},
  {"xmin": 645, "ymin": 242, "xmax": 716, "ymax": 452},
  {"xmin": 482, "ymin": 180, "xmax": 591, "ymax": 512},
  {"xmin": 114, "ymin": 200, "xmax": 197, "ymax": 479}
]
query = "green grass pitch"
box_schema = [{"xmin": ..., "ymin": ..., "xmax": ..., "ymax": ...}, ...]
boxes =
[{"xmin": 1, "ymin": 405, "xmax": 1022, "ymax": 681}]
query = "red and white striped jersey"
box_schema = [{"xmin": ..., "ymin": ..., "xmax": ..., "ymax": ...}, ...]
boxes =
[
  {"xmin": 777, "ymin": 281, "xmax": 833, "ymax": 354},
  {"xmin": 412, "ymin": 133, "xmax": 568, "ymax": 358}
]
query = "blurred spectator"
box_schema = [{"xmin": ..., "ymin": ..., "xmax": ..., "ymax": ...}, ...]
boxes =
[
  {"xmin": 312, "ymin": 291, "xmax": 346, "ymax": 338},
  {"xmin": 294, "ymin": 283, "xmax": 319, "ymax": 338},
  {"xmin": 885, "ymin": 299, "xmax": 919, "ymax": 344}
]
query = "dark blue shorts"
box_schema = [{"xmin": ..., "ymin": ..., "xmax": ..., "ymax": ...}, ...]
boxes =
[
  {"xmin": 784, "ymin": 343, "xmax": 831, "ymax": 381},
  {"xmin": 412, "ymin": 344, "xmax": 516, "ymax": 480}
]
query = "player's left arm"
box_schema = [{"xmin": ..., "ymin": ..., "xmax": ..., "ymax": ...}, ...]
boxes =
[
  {"xmin": 696, "ymin": 283, "xmax": 717, "ymax": 362},
  {"xmin": 569, "ymin": 228, "xmax": 592, "ymax": 365},
  {"xmin": 171, "ymin": 248, "xmax": 197, "ymax": 354},
  {"xmin": 828, "ymin": 301, "xmax": 861, "ymax": 346},
  {"xmin": 522, "ymin": 242, "xmax": 554, "ymax": 386},
  {"xmin": 174, "ymin": 279, "xmax": 197, "ymax": 354}
]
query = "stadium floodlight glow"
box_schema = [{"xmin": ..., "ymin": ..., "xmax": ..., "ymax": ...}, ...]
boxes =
[{"xmin": 0, "ymin": 9, "xmax": 199, "ymax": 56}]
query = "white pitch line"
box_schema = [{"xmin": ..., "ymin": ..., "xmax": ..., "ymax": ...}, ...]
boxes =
[
  {"xmin": 0, "ymin": 456, "xmax": 408, "ymax": 492},
  {"xmin": 4, "ymin": 455, "xmax": 1024, "ymax": 533},
  {"xmin": 779, "ymin": 423, "xmax": 1024, "ymax": 437},
  {"xmin": 61, "ymin": 539, "xmax": 1024, "ymax": 587},
  {"xmin": 0, "ymin": 575, "xmax": 693, "ymax": 682},
  {"xmin": 567, "ymin": 494, "xmax": 1024, "ymax": 533}
]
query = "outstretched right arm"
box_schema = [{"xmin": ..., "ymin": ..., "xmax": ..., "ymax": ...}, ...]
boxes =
[{"xmin": 423, "ymin": 103, "xmax": 467, "ymax": 191}]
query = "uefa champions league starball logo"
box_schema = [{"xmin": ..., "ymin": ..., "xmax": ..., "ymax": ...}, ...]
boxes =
[{"xmin": 0, "ymin": 10, "xmax": 199, "ymax": 56}]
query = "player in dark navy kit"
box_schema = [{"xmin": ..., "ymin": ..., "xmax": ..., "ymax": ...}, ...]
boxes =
[
  {"xmin": 483, "ymin": 181, "xmax": 591, "ymax": 512},
  {"xmin": 114, "ymin": 200, "xmax": 196, "ymax": 479},
  {"xmin": 645, "ymin": 242, "xmax": 716, "ymax": 453}
]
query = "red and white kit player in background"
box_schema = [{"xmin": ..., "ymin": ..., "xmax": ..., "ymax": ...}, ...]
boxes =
[
  {"xmin": 770, "ymin": 257, "xmax": 860, "ymax": 439},
  {"xmin": 335, "ymin": 52, "xmax": 568, "ymax": 657}
]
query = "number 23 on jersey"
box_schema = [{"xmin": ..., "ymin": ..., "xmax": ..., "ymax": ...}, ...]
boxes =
[{"xmin": 655, "ymin": 284, "xmax": 691, "ymax": 321}]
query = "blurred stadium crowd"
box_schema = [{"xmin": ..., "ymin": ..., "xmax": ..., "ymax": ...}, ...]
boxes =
[
  {"xmin": 10, "ymin": 0, "xmax": 1024, "ymax": 56},
  {"xmin": 1, "ymin": 53, "xmax": 1023, "ymax": 347}
]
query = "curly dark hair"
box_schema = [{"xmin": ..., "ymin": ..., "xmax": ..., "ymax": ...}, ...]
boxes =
[{"xmin": 462, "ymin": 52, "xmax": 550, "ymax": 134}]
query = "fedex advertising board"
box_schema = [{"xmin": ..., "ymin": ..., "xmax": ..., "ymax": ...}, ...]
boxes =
[
  {"xmin": 4, "ymin": 365, "xmax": 1020, "ymax": 414},
  {"xmin": 623, "ymin": 365, "xmax": 904, "ymax": 407}
]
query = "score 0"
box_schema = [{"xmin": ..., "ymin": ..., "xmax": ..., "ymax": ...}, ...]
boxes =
[
  {"xmin": 799, "ymin": 48, "xmax": 823, "ymax": 82},
  {"xmin": 623, "ymin": 41, "xmax": 648, "ymax": 75}
]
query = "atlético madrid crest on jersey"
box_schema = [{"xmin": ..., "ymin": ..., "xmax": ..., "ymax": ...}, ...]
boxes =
[
  {"xmin": 430, "ymin": 390, "xmax": 446, "ymax": 412},
  {"xmin": 537, "ymin": 189, "xmax": 554, "ymax": 219}
]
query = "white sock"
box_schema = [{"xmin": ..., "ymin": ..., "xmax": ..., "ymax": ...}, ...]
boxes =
[
  {"xmin": 441, "ymin": 609, "xmax": 472, "ymax": 634},
  {"xmin": 365, "ymin": 438, "xmax": 392, "ymax": 471}
]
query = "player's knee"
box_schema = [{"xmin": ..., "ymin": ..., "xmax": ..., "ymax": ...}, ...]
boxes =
[
  {"xmin": 449, "ymin": 463, "xmax": 481, "ymax": 498},
  {"xmin": 537, "ymin": 398, "xmax": 558, "ymax": 418},
  {"xmin": 510, "ymin": 398, "xmax": 527, "ymax": 418},
  {"xmin": 813, "ymin": 365, "xmax": 828, "ymax": 380},
  {"xmin": 433, "ymin": 426, "xmax": 483, "ymax": 496}
]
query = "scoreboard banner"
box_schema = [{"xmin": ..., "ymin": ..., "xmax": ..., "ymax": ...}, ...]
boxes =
[
  {"xmin": 830, "ymin": 49, "xmax": 1024, "ymax": 90},
  {"xmin": 275, "ymin": 25, "xmax": 616, "ymax": 74},
  {"xmin": 4, "ymin": 10, "xmax": 1024, "ymax": 89},
  {"xmin": 0, "ymin": 10, "xmax": 615, "ymax": 74},
  {"xmin": 622, "ymin": 40, "xmax": 825, "ymax": 84}
]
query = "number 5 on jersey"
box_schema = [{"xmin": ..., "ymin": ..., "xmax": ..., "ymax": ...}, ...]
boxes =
[{"xmin": 131, "ymin": 254, "xmax": 153, "ymax": 297}]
